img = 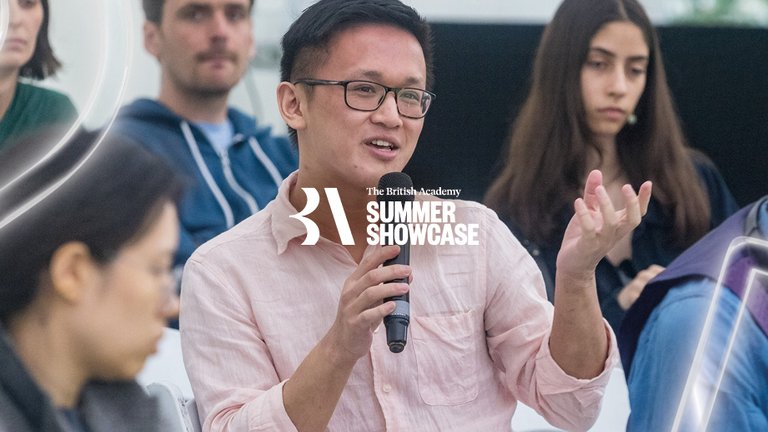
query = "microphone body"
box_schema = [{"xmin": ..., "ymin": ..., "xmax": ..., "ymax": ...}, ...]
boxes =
[{"xmin": 377, "ymin": 172, "xmax": 413, "ymax": 353}]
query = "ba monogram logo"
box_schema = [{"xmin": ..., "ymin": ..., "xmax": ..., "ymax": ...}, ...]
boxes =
[
  {"xmin": 290, "ymin": 187, "xmax": 481, "ymax": 247},
  {"xmin": 289, "ymin": 188, "xmax": 354, "ymax": 245}
]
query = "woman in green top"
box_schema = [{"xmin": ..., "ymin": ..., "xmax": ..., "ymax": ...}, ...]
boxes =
[{"xmin": 0, "ymin": 0, "xmax": 77, "ymax": 150}]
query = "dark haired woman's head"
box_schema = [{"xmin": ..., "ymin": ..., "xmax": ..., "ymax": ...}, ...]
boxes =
[
  {"xmin": 0, "ymin": 130, "xmax": 183, "ymax": 329},
  {"xmin": 2, "ymin": 0, "xmax": 63, "ymax": 79},
  {"xmin": 279, "ymin": 0, "xmax": 434, "ymax": 141},
  {"xmin": 531, "ymin": 0, "xmax": 658, "ymax": 144},
  {"xmin": 486, "ymin": 0, "xmax": 711, "ymax": 247}
]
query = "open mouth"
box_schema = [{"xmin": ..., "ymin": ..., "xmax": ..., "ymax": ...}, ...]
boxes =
[{"xmin": 368, "ymin": 139, "xmax": 397, "ymax": 151}]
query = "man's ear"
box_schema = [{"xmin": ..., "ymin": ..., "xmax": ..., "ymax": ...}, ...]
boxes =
[
  {"xmin": 48, "ymin": 242, "xmax": 99, "ymax": 304},
  {"xmin": 143, "ymin": 21, "xmax": 162, "ymax": 59},
  {"xmin": 277, "ymin": 82, "xmax": 307, "ymax": 132}
]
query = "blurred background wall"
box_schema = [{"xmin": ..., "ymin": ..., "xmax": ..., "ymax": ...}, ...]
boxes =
[{"xmin": 41, "ymin": 0, "xmax": 768, "ymax": 205}]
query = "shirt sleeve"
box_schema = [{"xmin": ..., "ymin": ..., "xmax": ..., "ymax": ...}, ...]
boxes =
[
  {"xmin": 180, "ymin": 254, "xmax": 298, "ymax": 432},
  {"xmin": 482, "ymin": 210, "xmax": 618, "ymax": 432}
]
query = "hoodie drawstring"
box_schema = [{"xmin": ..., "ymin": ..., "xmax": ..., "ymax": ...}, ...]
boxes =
[
  {"xmin": 181, "ymin": 121, "xmax": 236, "ymax": 229},
  {"xmin": 247, "ymin": 136, "xmax": 284, "ymax": 188}
]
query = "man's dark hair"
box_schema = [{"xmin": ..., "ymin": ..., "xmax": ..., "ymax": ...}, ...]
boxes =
[
  {"xmin": 280, "ymin": 0, "xmax": 433, "ymax": 142},
  {"xmin": 0, "ymin": 129, "xmax": 183, "ymax": 324},
  {"xmin": 142, "ymin": 0, "xmax": 255, "ymax": 24},
  {"xmin": 20, "ymin": 0, "xmax": 61, "ymax": 80}
]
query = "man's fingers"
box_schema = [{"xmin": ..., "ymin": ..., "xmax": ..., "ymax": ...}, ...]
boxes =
[
  {"xmin": 596, "ymin": 185, "xmax": 618, "ymax": 228},
  {"xmin": 621, "ymin": 184, "xmax": 642, "ymax": 228},
  {"xmin": 343, "ymin": 245, "xmax": 408, "ymax": 300},
  {"xmin": 637, "ymin": 181, "xmax": 653, "ymax": 215},
  {"xmin": 582, "ymin": 169, "xmax": 603, "ymax": 209},
  {"xmin": 350, "ymin": 282, "xmax": 409, "ymax": 315},
  {"xmin": 359, "ymin": 301, "xmax": 399, "ymax": 328},
  {"xmin": 352, "ymin": 245, "xmax": 401, "ymax": 279},
  {"xmin": 574, "ymin": 198, "xmax": 597, "ymax": 240}
]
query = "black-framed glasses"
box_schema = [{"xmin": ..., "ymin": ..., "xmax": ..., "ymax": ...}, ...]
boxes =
[{"xmin": 293, "ymin": 79, "xmax": 436, "ymax": 119}]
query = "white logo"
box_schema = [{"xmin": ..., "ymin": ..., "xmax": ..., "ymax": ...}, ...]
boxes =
[
  {"xmin": 289, "ymin": 188, "xmax": 353, "ymax": 245},
  {"xmin": 289, "ymin": 188, "xmax": 480, "ymax": 246}
]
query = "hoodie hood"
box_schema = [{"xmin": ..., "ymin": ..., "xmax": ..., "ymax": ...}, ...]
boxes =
[{"xmin": 116, "ymin": 98, "xmax": 274, "ymax": 138}]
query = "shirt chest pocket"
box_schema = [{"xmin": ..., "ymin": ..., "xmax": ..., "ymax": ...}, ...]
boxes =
[{"xmin": 411, "ymin": 309, "xmax": 479, "ymax": 406}]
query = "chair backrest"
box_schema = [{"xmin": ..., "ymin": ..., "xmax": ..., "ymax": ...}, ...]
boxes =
[
  {"xmin": 138, "ymin": 328, "xmax": 194, "ymax": 399},
  {"xmin": 146, "ymin": 382, "xmax": 202, "ymax": 432},
  {"xmin": 138, "ymin": 328, "xmax": 201, "ymax": 432}
]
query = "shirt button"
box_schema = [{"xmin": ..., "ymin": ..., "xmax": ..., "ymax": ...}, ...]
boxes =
[{"xmin": 382, "ymin": 384, "xmax": 392, "ymax": 393}]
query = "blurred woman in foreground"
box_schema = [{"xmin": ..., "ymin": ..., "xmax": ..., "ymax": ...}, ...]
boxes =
[{"xmin": 0, "ymin": 130, "xmax": 182, "ymax": 431}]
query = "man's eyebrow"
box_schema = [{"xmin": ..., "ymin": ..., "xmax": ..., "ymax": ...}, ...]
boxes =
[
  {"xmin": 176, "ymin": 3, "xmax": 211, "ymax": 14},
  {"xmin": 358, "ymin": 70, "xmax": 424, "ymax": 87}
]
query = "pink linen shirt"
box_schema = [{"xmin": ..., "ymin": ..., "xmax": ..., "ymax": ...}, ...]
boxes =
[{"xmin": 180, "ymin": 172, "xmax": 618, "ymax": 432}]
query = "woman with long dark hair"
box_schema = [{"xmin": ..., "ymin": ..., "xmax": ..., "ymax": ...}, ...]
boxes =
[{"xmin": 485, "ymin": 0, "xmax": 738, "ymax": 330}]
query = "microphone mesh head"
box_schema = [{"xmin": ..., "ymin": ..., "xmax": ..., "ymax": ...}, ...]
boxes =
[{"xmin": 377, "ymin": 172, "xmax": 414, "ymax": 202}]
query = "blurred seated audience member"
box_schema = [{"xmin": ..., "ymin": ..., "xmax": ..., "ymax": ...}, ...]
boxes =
[
  {"xmin": 619, "ymin": 195, "xmax": 768, "ymax": 431},
  {"xmin": 0, "ymin": 0, "xmax": 78, "ymax": 150},
  {"xmin": 484, "ymin": 0, "xmax": 739, "ymax": 332},
  {"xmin": 0, "ymin": 130, "xmax": 183, "ymax": 431},
  {"xmin": 110, "ymin": 0, "xmax": 297, "ymax": 269}
]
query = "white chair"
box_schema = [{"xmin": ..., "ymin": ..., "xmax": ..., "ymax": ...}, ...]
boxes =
[
  {"xmin": 138, "ymin": 328, "xmax": 201, "ymax": 432},
  {"xmin": 511, "ymin": 366, "xmax": 630, "ymax": 432}
]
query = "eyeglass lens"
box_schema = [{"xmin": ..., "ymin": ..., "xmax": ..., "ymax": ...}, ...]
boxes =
[{"xmin": 345, "ymin": 81, "xmax": 431, "ymax": 118}]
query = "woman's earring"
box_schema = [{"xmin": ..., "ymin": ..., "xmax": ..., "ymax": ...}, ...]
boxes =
[{"xmin": 627, "ymin": 113, "xmax": 637, "ymax": 125}]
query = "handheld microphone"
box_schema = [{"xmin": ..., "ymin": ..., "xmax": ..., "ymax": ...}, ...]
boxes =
[{"xmin": 377, "ymin": 172, "xmax": 413, "ymax": 353}]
